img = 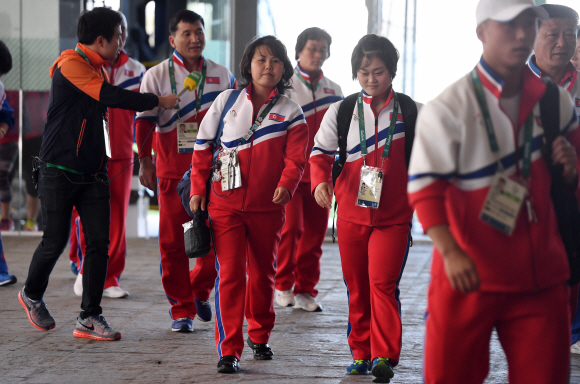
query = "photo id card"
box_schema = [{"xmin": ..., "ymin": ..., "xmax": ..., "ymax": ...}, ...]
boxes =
[
  {"xmin": 479, "ymin": 173, "xmax": 527, "ymax": 235},
  {"xmin": 356, "ymin": 165, "xmax": 384, "ymax": 209},
  {"xmin": 177, "ymin": 122, "xmax": 199, "ymax": 153},
  {"xmin": 220, "ymin": 152, "xmax": 242, "ymax": 191}
]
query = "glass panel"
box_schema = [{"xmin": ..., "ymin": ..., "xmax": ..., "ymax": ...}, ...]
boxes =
[{"xmin": 187, "ymin": 0, "xmax": 231, "ymax": 67}]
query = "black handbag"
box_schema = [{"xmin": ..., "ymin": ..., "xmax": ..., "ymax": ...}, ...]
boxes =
[{"xmin": 183, "ymin": 211, "xmax": 212, "ymax": 259}]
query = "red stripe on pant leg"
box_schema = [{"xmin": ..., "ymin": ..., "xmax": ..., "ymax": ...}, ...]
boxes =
[
  {"xmin": 275, "ymin": 186, "xmax": 304, "ymax": 292},
  {"xmin": 336, "ymin": 218, "xmax": 372, "ymax": 360},
  {"xmin": 368, "ymin": 223, "xmax": 410, "ymax": 364},
  {"xmin": 209, "ymin": 206, "xmax": 247, "ymax": 359},
  {"xmin": 104, "ymin": 158, "xmax": 132, "ymax": 289},
  {"xmin": 68, "ymin": 208, "xmax": 79, "ymax": 263},
  {"xmin": 245, "ymin": 209, "xmax": 284, "ymax": 344},
  {"xmin": 158, "ymin": 177, "xmax": 196, "ymax": 319},
  {"xmin": 293, "ymin": 182, "xmax": 329, "ymax": 297}
]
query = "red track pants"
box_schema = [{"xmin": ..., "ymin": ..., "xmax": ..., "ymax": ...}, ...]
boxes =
[
  {"xmin": 157, "ymin": 177, "xmax": 217, "ymax": 319},
  {"xmin": 424, "ymin": 276, "xmax": 570, "ymax": 384},
  {"xmin": 68, "ymin": 159, "xmax": 132, "ymax": 289},
  {"xmin": 210, "ymin": 205, "xmax": 285, "ymax": 359},
  {"xmin": 275, "ymin": 182, "xmax": 329, "ymax": 296},
  {"xmin": 336, "ymin": 218, "xmax": 411, "ymax": 364}
]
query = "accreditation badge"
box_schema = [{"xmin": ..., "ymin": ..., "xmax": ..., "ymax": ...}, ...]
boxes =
[
  {"xmin": 177, "ymin": 122, "xmax": 199, "ymax": 153},
  {"xmin": 103, "ymin": 119, "xmax": 111, "ymax": 158},
  {"xmin": 356, "ymin": 165, "xmax": 384, "ymax": 209},
  {"xmin": 220, "ymin": 151, "xmax": 242, "ymax": 191},
  {"xmin": 479, "ymin": 173, "xmax": 527, "ymax": 235}
]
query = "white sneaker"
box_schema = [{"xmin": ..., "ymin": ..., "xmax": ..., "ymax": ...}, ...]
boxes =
[
  {"xmin": 294, "ymin": 293, "xmax": 322, "ymax": 312},
  {"xmin": 571, "ymin": 340, "xmax": 580, "ymax": 354},
  {"xmin": 275, "ymin": 289, "xmax": 295, "ymax": 307},
  {"xmin": 103, "ymin": 286, "xmax": 129, "ymax": 298},
  {"xmin": 74, "ymin": 273, "xmax": 83, "ymax": 297}
]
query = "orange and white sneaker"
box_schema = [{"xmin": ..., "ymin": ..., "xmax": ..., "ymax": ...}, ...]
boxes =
[{"xmin": 73, "ymin": 315, "xmax": 121, "ymax": 341}]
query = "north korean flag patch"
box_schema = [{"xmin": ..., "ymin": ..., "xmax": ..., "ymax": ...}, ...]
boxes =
[
  {"xmin": 324, "ymin": 88, "xmax": 336, "ymax": 95},
  {"xmin": 269, "ymin": 113, "xmax": 285, "ymax": 122},
  {"xmin": 124, "ymin": 70, "xmax": 134, "ymax": 76},
  {"xmin": 206, "ymin": 77, "xmax": 221, "ymax": 84},
  {"xmin": 576, "ymin": 98, "xmax": 580, "ymax": 107}
]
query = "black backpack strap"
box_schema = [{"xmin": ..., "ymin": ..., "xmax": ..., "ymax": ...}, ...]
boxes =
[
  {"xmin": 539, "ymin": 80, "xmax": 560, "ymax": 166},
  {"xmin": 332, "ymin": 93, "xmax": 358, "ymax": 187},
  {"xmin": 396, "ymin": 92, "xmax": 418, "ymax": 169}
]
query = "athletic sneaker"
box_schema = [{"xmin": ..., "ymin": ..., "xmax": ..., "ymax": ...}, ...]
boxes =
[
  {"xmin": 102, "ymin": 286, "xmax": 129, "ymax": 298},
  {"xmin": 70, "ymin": 261, "xmax": 79, "ymax": 276},
  {"xmin": 171, "ymin": 317, "xmax": 193, "ymax": 332},
  {"xmin": 73, "ymin": 273, "xmax": 82, "ymax": 296},
  {"xmin": 23, "ymin": 219, "xmax": 38, "ymax": 231},
  {"xmin": 194, "ymin": 298, "xmax": 212, "ymax": 322},
  {"xmin": 73, "ymin": 315, "xmax": 121, "ymax": 341},
  {"xmin": 371, "ymin": 357, "xmax": 394, "ymax": 383},
  {"xmin": 217, "ymin": 355, "xmax": 239, "ymax": 373},
  {"xmin": 572, "ymin": 340, "xmax": 580, "ymax": 354},
  {"xmin": 347, "ymin": 359, "xmax": 371, "ymax": 375},
  {"xmin": 247, "ymin": 336, "xmax": 273, "ymax": 360},
  {"xmin": 0, "ymin": 217, "xmax": 13, "ymax": 231},
  {"xmin": 18, "ymin": 287, "xmax": 55, "ymax": 331},
  {"xmin": 0, "ymin": 272, "xmax": 17, "ymax": 286},
  {"xmin": 275, "ymin": 289, "xmax": 294, "ymax": 307},
  {"xmin": 294, "ymin": 293, "xmax": 322, "ymax": 312}
]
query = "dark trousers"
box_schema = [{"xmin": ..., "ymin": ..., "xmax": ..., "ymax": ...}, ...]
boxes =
[{"xmin": 24, "ymin": 165, "xmax": 110, "ymax": 318}]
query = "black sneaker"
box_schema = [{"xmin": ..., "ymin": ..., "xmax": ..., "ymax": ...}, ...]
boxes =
[
  {"xmin": 217, "ymin": 355, "xmax": 239, "ymax": 373},
  {"xmin": 247, "ymin": 336, "xmax": 273, "ymax": 360},
  {"xmin": 73, "ymin": 315, "xmax": 121, "ymax": 341},
  {"xmin": 18, "ymin": 287, "xmax": 55, "ymax": 331}
]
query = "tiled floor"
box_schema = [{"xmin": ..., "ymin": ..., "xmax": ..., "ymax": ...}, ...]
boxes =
[{"xmin": 0, "ymin": 236, "xmax": 578, "ymax": 383}]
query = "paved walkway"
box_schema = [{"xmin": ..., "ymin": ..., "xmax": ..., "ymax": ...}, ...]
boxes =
[{"xmin": 0, "ymin": 236, "xmax": 578, "ymax": 383}]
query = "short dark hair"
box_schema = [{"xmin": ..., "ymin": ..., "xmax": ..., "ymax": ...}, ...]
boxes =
[
  {"xmin": 169, "ymin": 10, "xmax": 205, "ymax": 35},
  {"xmin": 77, "ymin": 7, "xmax": 123, "ymax": 45},
  {"xmin": 295, "ymin": 27, "xmax": 332, "ymax": 60},
  {"xmin": 239, "ymin": 35, "xmax": 294, "ymax": 95},
  {"xmin": 0, "ymin": 41, "xmax": 12, "ymax": 75},
  {"xmin": 351, "ymin": 34, "xmax": 399, "ymax": 81},
  {"xmin": 539, "ymin": 4, "xmax": 579, "ymax": 25}
]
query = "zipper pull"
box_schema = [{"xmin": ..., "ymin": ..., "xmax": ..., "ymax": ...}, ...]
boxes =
[{"xmin": 526, "ymin": 199, "xmax": 537, "ymax": 223}]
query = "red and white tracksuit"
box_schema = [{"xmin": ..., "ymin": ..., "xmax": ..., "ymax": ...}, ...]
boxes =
[
  {"xmin": 310, "ymin": 87, "xmax": 417, "ymax": 364},
  {"xmin": 408, "ymin": 58, "xmax": 579, "ymax": 384},
  {"xmin": 190, "ymin": 85, "xmax": 308, "ymax": 359},
  {"xmin": 68, "ymin": 51, "xmax": 145, "ymax": 289},
  {"xmin": 275, "ymin": 64, "xmax": 343, "ymax": 296},
  {"xmin": 529, "ymin": 57, "xmax": 580, "ymax": 321},
  {"xmin": 135, "ymin": 51, "xmax": 236, "ymax": 320}
]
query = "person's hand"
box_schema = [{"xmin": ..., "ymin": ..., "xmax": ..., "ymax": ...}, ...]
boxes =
[
  {"xmin": 139, "ymin": 156, "xmax": 156, "ymax": 191},
  {"xmin": 0, "ymin": 123, "xmax": 8, "ymax": 139},
  {"xmin": 189, "ymin": 195, "xmax": 206, "ymax": 213},
  {"xmin": 552, "ymin": 136, "xmax": 578, "ymax": 185},
  {"xmin": 314, "ymin": 182, "xmax": 333, "ymax": 209},
  {"xmin": 442, "ymin": 248, "xmax": 480, "ymax": 293},
  {"xmin": 158, "ymin": 94, "xmax": 179, "ymax": 109},
  {"xmin": 272, "ymin": 187, "xmax": 290, "ymax": 205}
]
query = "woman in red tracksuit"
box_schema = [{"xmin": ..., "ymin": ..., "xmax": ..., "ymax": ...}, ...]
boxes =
[
  {"xmin": 310, "ymin": 34, "xmax": 418, "ymax": 383},
  {"xmin": 189, "ymin": 35, "xmax": 308, "ymax": 374}
]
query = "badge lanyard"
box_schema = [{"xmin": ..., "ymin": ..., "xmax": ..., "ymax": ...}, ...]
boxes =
[
  {"xmin": 238, "ymin": 94, "xmax": 281, "ymax": 145},
  {"xmin": 470, "ymin": 67, "xmax": 534, "ymax": 179},
  {"xmin": 357, "ymin": 91, "xmax": 399, "ymax": 167},
  {"xmin": 294, "ymin": 67, "xmax": 320, "ymax": 92},
  {"xmin": 169, "ymin": 56, "xmax": 207, "ymax": 117}
]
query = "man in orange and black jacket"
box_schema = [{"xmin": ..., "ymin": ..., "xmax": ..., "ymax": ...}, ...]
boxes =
[{"xmin": 18, "ymin": 7, "xmax": 177, "ymax": 341}]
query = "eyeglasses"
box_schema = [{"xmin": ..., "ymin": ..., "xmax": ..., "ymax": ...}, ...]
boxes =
[{"xmin": 306, "ymin": 47, "xmax": 328, "ymax": 56}]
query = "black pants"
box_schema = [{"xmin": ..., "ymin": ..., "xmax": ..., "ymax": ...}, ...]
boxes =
[{"xmin": 24, "ymin": 165, "xmax": 110, "ymax": 318}]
